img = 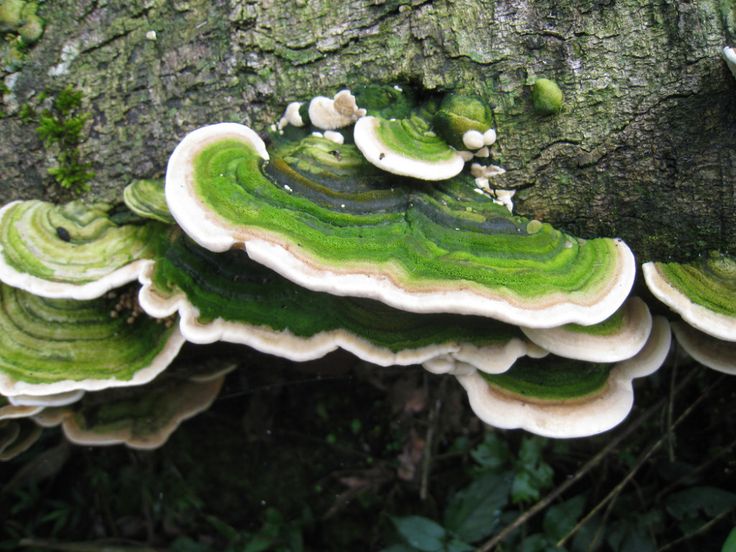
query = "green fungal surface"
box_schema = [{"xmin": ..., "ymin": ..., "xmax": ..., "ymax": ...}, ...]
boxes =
[
  {"xmin": 146, "ymin": 233, "xmax": 523, "ymax": 358},
  {"xmin": 531, "ymin": 78, "xmax": 564, "ymax": 115},
  {"xmin": 653, "ymin": 253, "xmax": 736, "ymax": 318},
  {"xmin": 481, "ymin": 357, "xmax": 612, "ymax": 403},
  {"xmin": 123, "ymin": 179, "xmax": 175, "ymax": 224},
  {"xmin": 370, "ymin": 115, "xmax": 459, "ymax": 162},
  {"xmin": 0, "ymin": 283, "xmax": 181, "ymax": 395},
  {"xmin": 0, "ymin": 199, "xmax": 169, "ymax": 297},
  {"xmin": 61, "ymin": 364, "xmax": 224, "ymax": 449},
  {"xmin": 432, "ymin": 94, "xmax": 494, "ymax": 150},
  {"xmin": 168, "ymin": 125, "xmax": 633, "ymax": 326}
]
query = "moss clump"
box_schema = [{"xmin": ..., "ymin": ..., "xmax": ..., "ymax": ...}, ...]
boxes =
[
  {"xmin": 36, "ymin": 86, "xmax": 95, "ymax": 195},
  {"xmin": 531, "ymin": 78, "xmax": 564, "ymax": 115},
  {"xmin": 432, "ymin": 93, "xmax": 494, "ymax": 149}
]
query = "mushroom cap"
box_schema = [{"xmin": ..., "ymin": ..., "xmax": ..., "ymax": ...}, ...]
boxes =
[
  {"xmin": 139, "ymin": 234, "xmax": 530, "ymax": 369},
  {"xmin": 723, "ymin": 46, "xmax": 736, "ymax": 80},
  {"xmin": 0, "ymin": 200, "xmax": 169, "ymax": 299},
  {"xmin": 671, "ymin": 321, "xmax": 736, "ymax": 375},
  {"xmin": 8, "ymin": 389, "xmax": 85, "ymax": 408},
  {"xmin": 643, "ymin": 253, "xmax": 736, "ymax": 341},
  {"xmin": 166, "ymin": 125, "xmax": 635, "ymax": 327},
  {"xmin": 307, "ymin": 90, "xmax": 366, "ymax": 130},
  {"xmin": 60, "ymin": 368, "xmax": 225, "ymax": 450},
  {"xmin": 432, "ymin": 94, "xmax": 494, "ymax": 150},
  {"xmin": 456, "ymin": 316, "xmax": 671, "ymax": 438},
  {"xmin": 521, "ymin": 297, "xmax": 653, "ymax": 363},
  {"xmin": 123, "ymin": 179, "xmax": 175, "ymax": 224},
  {"xmin": 0, "ymin": 283, "xmax": 185, "ymax": 397},
  {"xmin": 354, "ymin": 115, "xmax": 466, "ymax": 180}
]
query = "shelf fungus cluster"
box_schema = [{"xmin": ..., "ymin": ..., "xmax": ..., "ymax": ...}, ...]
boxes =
[
  {"xmin": 0, "ymin": 85, "xmax": 681, "ymax": 448},
  {"xmin": 644, "ymin": 252, "xmax": 736, "ymax": 375}
]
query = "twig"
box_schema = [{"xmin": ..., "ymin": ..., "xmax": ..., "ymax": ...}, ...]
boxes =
[
  {"xmin": 475, "ymin": 369, "xmax": 699, "ymax": 552},
  {"xmin": 420, "ymin": 376, "xmax": 446, "ymax": 500},
  {"xmin": 555, "ymin": 373, "xmax": 724, "ymax": 548},
  {"xmin": 656, "ymin": 508, "xmax": 732, "ymax": 552}
]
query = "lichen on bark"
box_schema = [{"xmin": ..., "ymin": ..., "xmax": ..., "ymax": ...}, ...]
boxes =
[{"xmin": 0, "ymin": 0, "xmax": 734, "ymax": 261}]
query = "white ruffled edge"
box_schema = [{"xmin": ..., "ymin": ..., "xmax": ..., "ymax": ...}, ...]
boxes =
[
  {"xmin": 521, "ymin": 297, "xmax": 652, "ymax": 363},
  {"xmin": 455, "ymin": 317, "xmax": 671, "ymax": 438},
  {"xmin": 643, "ymin": 262, "xmax": 736, "ymax": 342},
  {"xmin": 138, "ymin": 262, "xmax": 531, "ymax": 369}
]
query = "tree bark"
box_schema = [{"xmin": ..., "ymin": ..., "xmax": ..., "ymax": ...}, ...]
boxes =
[{"xmin": 1, "ymin": 0, "xmax": 734, "ymax": 261}]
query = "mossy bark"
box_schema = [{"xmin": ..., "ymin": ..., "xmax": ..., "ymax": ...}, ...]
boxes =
[{"xmin": 1, "ymin": 0, "xmax": 734, "ymax": 262}]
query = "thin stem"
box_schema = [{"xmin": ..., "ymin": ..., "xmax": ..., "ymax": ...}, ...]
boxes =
[
  {"xmin": 656, "ymin": 508, "xmax": 732, "ymax": 552},
  {"xmin": 555, "ymin": 373, "xmax": 724, "ymax": 548}
]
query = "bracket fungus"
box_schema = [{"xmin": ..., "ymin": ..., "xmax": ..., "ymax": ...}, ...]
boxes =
[
  {"xmin": 0, "ymin": 283, "xmax": 184, "ymax": 397},
  {"xmin": 643, "ymin": 252, "xmax": 736, "ymax": 341},
  {"xmin": 53, "ymin": 364, "xmax": 227, "ymax": 450},
  {"xmin": 0, "ymin": 199, "xmax": 168, "ymax": 299},
  {"xmin": 165, "ymin": 124, "xmax": 635, "ymax": 327},
  {"xmin": 138, "ymin": 234, "xmax": 537, "ymax": 372},
  {"xmin": 123, "ymin": 179, "xmax": 175, "ymax": 224},
  {"xmin": 456, "ymin": 316, "xmax": 671, "ymax": 438},
  {"xmin": 0, "ymin": 419, "xmax": 41, "ymax": 461},
  {"xmin": 520, "ymin": 297, "xmax": 653, "ymax": 363},
  {"xmin": 671, "ymin": 322, "xmax": 736, "ymax": 375}
]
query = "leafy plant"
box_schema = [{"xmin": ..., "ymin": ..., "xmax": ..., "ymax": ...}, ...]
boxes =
[{"xmin": 36, "ymin": 86, "xmax": 95, "ymax": 194}]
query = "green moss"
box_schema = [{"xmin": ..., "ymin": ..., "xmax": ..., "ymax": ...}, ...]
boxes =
[
  {"xmin": 36, "ymin": 86, "xmax": 95, "ymax": 195},
  {"xmin": 531, "ymin": 78, "xmax": 564, "ymax": 115},
  {"xmin": 482, "ymin": 357, "xmax": 612, "ymax": 401},
  {"xmin": 0, "ymin": 0, "xmax": 25, "ymax": 32}
]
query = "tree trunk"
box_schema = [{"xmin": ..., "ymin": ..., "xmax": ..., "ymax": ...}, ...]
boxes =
[{"xmin": 1, "ymin": 0, "xmax": 734, "ymax": 262}]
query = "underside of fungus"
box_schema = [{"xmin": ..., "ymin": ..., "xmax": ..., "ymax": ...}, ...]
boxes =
[
  {"xmin": 138, "ymin": 234, "xmax": 536, "ymax": 372},
  {"xmin": 0, "ymin": 283, "xmax": 184, "ymax": 397},
  {"xmin": 123, "ymin": 179, "xmax": 175, "ymax": 224},
  {"xmin": 643, "ymin": 253, "xmax": 736, "ymax": 341},
  {"xmin": 165, "ymin": 124, "xmax": 635, "ymax": 328},
  {"xmin": 455, "ymin": 316, "xmax": 671, "ymax": 438},
  {"xmin": 0, "ymin": 199, "xmax": 168, "ymax": 299},
  {"xmin": 671, "ymin": 321, "xmax": 736, "ymax": 375}
]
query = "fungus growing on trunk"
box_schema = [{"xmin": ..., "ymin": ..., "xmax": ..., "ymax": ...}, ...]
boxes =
[
  {"xmin": 643, "ymin": 252, "xmax": 736, "ymax": 341},
  {"xmin": 0, "ymin": 200, "xmax": 168, "ymax": 299},
  {"xmin": 307, "ymin": 90, "xmax": 366, "ymax": 130},
  {"xmin": 0, "ymin": 283, "xmax": 184, "ymax": 397},
  {"xmin": 138, "ymin": 234, "xmax": 536, "ymax": 372},
  {"xmin": 0, "ymin": 419, "xmax": 41, "ymax": 461},
  {"xmin": 123, "ymin": 179, "xmax": 175, "ymax": 224},
  {"xmin": 455, "ymin": 316, "xmax": 671, "ymax": 438},
  {"xmin": 165, "ymin": 124, "xmax": 635, "ymax": 327},
  {"xmin": 671, "ymin": 322, "xmax": 736, "ymax": 375},
  {"xmin": 520, "ymin": 297, "xmax": 653, "ymax": 363}
]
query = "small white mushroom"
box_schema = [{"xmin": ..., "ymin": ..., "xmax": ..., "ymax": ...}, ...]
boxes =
[
  {"xmin": 458, "ymin": 150, "xmax": 475, "ymax": 162},
  {"xmin": 483, "ymin": 128, "xmax": 497, "ymax": 146},
  {"xmin": 462, "ymin": 130, "xmax": 485, "ymax": 150},
  {"xmin": 492, "ymin": 189, "xmax": 515, "ymax": 213},
  {"xmin": 323, "ymin": 130, "xmax": 344, "ymax": 144},
  {"xmin": 308, "ymin": 90, "xmax": 366, "ymax": 130},
  {"xmin": 277, "ymin": 101, "xmax": 305, "ymax": 130},
  {"xmin": 723, "ymin": 46, "xmax": 736, "ymax": 80},
  {"xmin": 474, "ymin": 147, "xmax": 490, "ymax": 158}
]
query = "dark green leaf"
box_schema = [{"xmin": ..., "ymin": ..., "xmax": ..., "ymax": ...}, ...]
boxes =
[
  {"xmin": 444, "ymin": 472, "xmax": 511, "ymax": 543},
  {"xmin": 470, "ymin": 433, "xmax": 510, "ymax": 470},
  {"xmin": 543, "ymin": 495, "xmax": 586, "ymax": 542},
  {"xmin": 722, "ymin": 527, "xmax": 736, "ymax": 552},
  {"xmin": 666, "ymin": 486, "xmax": 736, "ymax": 521},
  {"xmin": 391, "ymin": 516, "xmax": 446, "ymax": 552}
]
